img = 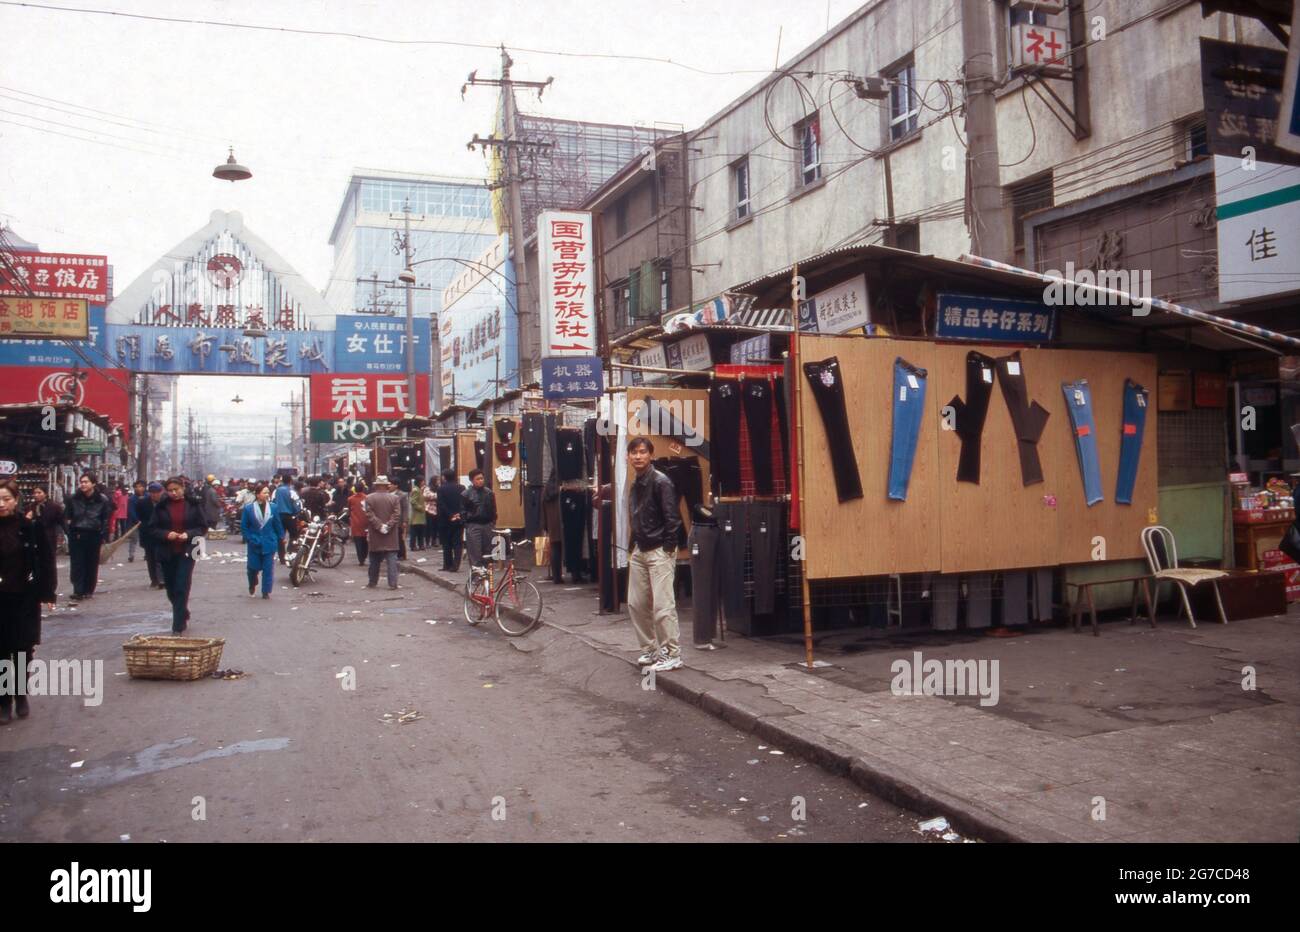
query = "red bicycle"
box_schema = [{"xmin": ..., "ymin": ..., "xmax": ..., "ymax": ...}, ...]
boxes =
[{"xmin": 462, "ymin": 530, "xmax": 543, "ymax": 636}]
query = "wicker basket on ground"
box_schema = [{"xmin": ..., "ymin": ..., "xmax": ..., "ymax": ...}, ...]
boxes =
[{"xmin": 123, "ymin": 635, "xmax": 226, "ymax": 681}]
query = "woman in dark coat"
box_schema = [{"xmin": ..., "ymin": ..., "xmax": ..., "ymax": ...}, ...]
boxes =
[
  {"xmin": 148, "ymin": 477, "xmax": 208, "ymax": 634},
  {"xmin": 0, "ymin": 479, "xmax": 56, "ymax": 723}
]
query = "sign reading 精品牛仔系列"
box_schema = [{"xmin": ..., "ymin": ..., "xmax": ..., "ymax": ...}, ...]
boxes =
[
  {"xmin": 797, "ymin": 274, "xmax": 869, "ymax": 334},
  {"xmin": 935, "ymin": 293, "xmax": 1056, "ymax": 342},
  {"xmin": 542, "ymin": 355, "xmax": 603, "ymax": 400},
  {"xmin": 0, "ymin": 297, "xmax": 90, "ymax": 340}
]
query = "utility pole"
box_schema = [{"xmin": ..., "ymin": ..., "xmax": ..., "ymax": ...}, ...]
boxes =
[
  {"xmin": 464, "ymin": 49, "xmax": 553, "ymax": 389},
  {"xmin": 402, "ymin": 202, "xmax": 417, "ymax": 415},
  {"xmin": 961, "ymin": 0, "xmax": 1011, "ymax": 262},
  {"xmin": 171, "ymin": 386, "xmax": 179, "ymax": 478}
]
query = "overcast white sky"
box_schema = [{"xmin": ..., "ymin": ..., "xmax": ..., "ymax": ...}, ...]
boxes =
[{"xmin": 0, "ymin": 0, "xmax": 863, "ymax": 431}]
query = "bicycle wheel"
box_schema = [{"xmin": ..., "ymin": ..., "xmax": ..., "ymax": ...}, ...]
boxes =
[
  {"xmin": 495, "ymin": 575, "xmax": 543, "ymax": 637},
  {"xmin": 463, "ymin": 573, "xmax": 492, "ymax": 625},
  {"xmin": 318, "ymin": 533, "xmax": 344, "ymax": 568}
]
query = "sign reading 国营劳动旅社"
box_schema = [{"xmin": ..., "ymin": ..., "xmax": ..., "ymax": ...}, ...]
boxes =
[
  {"xmin": 538, "ymin": 211, "xmax": 596, "ymax": 357},
  {"xmin": 541, "ymin": 356, "xmax": 603, "ymax": 400},
  {"xmin": 0, "ymin": 297, "xmax": 90, "ymax": 340},
  {"xmin": 0, "ymin": 252, "xmax": 109, "ymax": 304},
  {"xmin": 935, "ymin": 294, "xmax": 1056, "ymax": 343}
]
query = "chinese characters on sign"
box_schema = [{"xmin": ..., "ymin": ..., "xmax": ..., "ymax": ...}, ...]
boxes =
[
  {"xmin": 1011, "ymin": 24, "xmax": 1067, "ymax": 71},
  {"xmin": 0, "ymin": 252, "xmax": 108, "ymax": 303},
  {"xmin": 335, "ymin": 315, "xmax": 431, "ymax": 373},
  {"xmin": 1200, "ymin": 39, "xmax": 1299, "ymax": 168},
  {"xmin": 541, "ymin": 356, "xmax": 603, "ymax": 400},
  {"xmin": 798, "ymin": 275, "xmax": 870, "ymax": 335},
  {"xmin": 0, "ymin": 297, "xmax": 90, "ymax": 340},
  {"xmin": 934, "ymin": 294, "xmax": 1056, "ymax": 343},
  {"xmin": 308, "ymin": 373, "xmax": 431, "ymax": 440},
  {"xmin": 103, "ymin": 323, "xmax": 335, "ymax": 375},
  {"xmin": 1213, "ymin": 154, "xmax": 1300, "ymax": 302},
  {"xmin": 538, "ymin": 210, "xmax": 596, "ymax": 356}
]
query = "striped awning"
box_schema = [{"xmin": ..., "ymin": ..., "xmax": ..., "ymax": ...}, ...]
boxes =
[{"xmin": 732, "ymin": 304, "xmax": 792, "ymax": 329}]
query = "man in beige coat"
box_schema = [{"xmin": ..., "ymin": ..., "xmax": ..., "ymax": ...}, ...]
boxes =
[{"xmin": 364, "ymin": 476, "xmax": 402, "ymax": 589}]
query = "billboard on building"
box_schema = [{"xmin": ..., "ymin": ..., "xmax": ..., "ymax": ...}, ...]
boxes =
[
  {"xmin": 0, "ymin": 305, "xmax": 106, "ymax": 367},
  {"xmin": 0, "ymin": 364, "xmax": 131, "ymax": 439},
  {"xmin": 440, "ymin": 235, "xmax": 516, "ymax": 406},
  {"xmin": 308, "ymin": 372, "xmax": 431, "ymax": 442},
  {"xmin": 0, "ymin": 251, "xmax": 109, "ymax": 303},
  {"xmin": 537, "ymin": 211, "xmax": 596, "ymax": 356},
  {"xmin": 0, "ymin": 297, "xmax": 90, "ymax": 340},
  {"xmin": 333, "ymin": 314, "xmax": 431, "ymax": 373},
  {"xmin": 1215, "ymin": 155, "xmax": 1300, "ymax": 303},
  {"xmin": 104, "ymin": 323, "xmax": 334, "ymax": 375}
]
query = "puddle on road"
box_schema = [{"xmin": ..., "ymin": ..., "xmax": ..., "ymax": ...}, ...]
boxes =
[{"xmin": 76, "ymin": 736, "xmax": 291, "ymax": 788}]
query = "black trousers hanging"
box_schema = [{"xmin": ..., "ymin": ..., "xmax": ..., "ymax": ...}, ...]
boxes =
[
  {"xmin": 994, "ymin": 351, "xmax": 1050, "ymax": 486},
  {"xmin": 802, "ymin": 357, "xmax": 863, "ymax": 502},
  {"xmin": 773, "ymin": 375, "xmax": 790, "ymax": 488},
  {"xmin": 522, "ymin": 413, "xmax": 545, "ymax": 485},
  {"xmin": 559, "ymin": 490, "xmax": 588, "ymax": 579},
  {"xmin": 652, "ymin": 456, "xmax": 700, "ymax": 549},
  {"xmin": 742, "ymin": 378, "xmax": 775, "ymax": 495},
  {"xmin": 948, "ymin": 351, "xmax": 996, "ymax": 484},
  {"xmin": 710, "ymin": 380, "xmax": 743, "ymax": 495},
  {"xmin": 689, "ymin": 518, "xmax": 720, "ymax": 645},
  {"xmin": 524, "ymin": 485, "xmax": 543, "ymax": 540},
  {"xmin": 556, "ymin": 427, "xmax": 584, "ymax": 481},
  {"xmin": 714, "ymin": 502, "xmax": 749, "ymax": 621},
  {"xmin": 748, "ymin": 501, "xmax": 782, "ymax": 615},
  {"xmin": 474, "ymin": 441, "xmax": 486, "ymax": 474},
  {"xmin": 495, "ymin": 419, "xmax": 516, "ymax": 444},
  {"xmin": 584, "ymin": 416, "xmax": 598, "ymax": 479}
]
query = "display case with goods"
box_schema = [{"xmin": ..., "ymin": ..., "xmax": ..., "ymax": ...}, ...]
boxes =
[{"xmin": 1230, "ymin": 474, "xmax": 1296, "ymax": 572}]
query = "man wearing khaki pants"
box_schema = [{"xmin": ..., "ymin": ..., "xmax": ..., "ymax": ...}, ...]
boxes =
[{"xmin": 626, "ymin": 437, "xmax": 683, "ymax": 672}]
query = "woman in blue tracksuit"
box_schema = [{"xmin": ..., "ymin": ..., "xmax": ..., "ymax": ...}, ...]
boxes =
[{"xmin": 241, "ymin": 483, "xmax": 283, "ymax": 599}]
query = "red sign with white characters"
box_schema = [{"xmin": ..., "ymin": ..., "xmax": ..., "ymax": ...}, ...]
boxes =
[
  {"xmin": 537, "ymin": 210, "xmax": 596, "ymax": 356},
  {"xmin": 0, "ymin": 252, "xmax": 109, "ymax": 303},
  {"xmin": 0, "ymin": 364, "xmax": 131, "ymax": 440},
  {"xmin": 309, "ymin": 373, "xmax": 431, "ymax": 421}
]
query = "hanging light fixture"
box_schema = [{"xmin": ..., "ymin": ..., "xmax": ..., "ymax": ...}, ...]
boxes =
[{"xmin": 213, "ymin": 146, "xmax": 252, "ymax": 182}]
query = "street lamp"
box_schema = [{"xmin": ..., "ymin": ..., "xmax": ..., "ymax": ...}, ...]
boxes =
[{"xmin": 213, "ymin": 147, "xmax": 252, "ymax": 182}]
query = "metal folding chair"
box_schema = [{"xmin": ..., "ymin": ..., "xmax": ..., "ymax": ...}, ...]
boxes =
[{"xmin": 1140, "ymin": 525, "xmax": 1228, "ymax": 628}]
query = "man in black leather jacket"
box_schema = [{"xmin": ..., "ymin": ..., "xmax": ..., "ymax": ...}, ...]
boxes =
[
  {"xmin": 65, "ymin": 472, "xmax": 112, "ymax": 600},
  {"xmin": 626, "ymin": 437, "xmax": 683, "ymax": 672},
  {"xmin": 462, "ymin": 469, "xmax": 497, "ymax": 570}
]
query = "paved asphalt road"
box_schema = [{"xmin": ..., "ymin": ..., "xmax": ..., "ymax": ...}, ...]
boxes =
[{"xmin": 0, "ymin": 542, "xmax": 937, "ymax": 842}]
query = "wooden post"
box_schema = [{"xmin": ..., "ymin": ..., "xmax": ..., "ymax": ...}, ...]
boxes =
[{"xmin": 790, "ymin": 263, "xmax": 815, "ymax": 670}]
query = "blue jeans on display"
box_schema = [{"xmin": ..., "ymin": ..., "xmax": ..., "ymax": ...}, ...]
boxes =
[
  {"xmin": 247, "ymin": 545, "xmax": 275, "ymax": 595},
  {"xmin": 1062, "ymin": 380, "xmax": 1103, "ymax": 506},
  {"xmin": 888, "ymin": 358, "xmax": 927, "ymax": 501},
  {"xmin": 160, "ymin": 555, "xmax": 195, "ymax": 633},
  {"xmin": 1115, "ymin": 379, "xmax": 1149, "ymax": 505}
]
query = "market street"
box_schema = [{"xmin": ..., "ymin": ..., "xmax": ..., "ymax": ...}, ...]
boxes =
[{"xmin": 0, "ymin": 548, "xmax": 935, "ymax": 843}]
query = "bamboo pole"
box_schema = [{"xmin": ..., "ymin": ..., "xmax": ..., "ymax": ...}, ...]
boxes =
[{"xmin": 790, "ymin": 263, "xmax": 815, "ymax": 670}]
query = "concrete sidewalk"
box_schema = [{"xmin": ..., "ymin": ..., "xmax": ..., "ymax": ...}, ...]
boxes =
[{"xmin": 402, "ymin": 558, "xmax": 1300, "ymax": 843}]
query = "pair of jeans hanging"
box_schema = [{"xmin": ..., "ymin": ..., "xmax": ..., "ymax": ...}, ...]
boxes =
[
  {"xmin": 888, "ymin": 357, "xmax": 927, "ymax": 501},
  {"xmin": 802, "ymin": 356, "xmax": 863, "ymax": 502},
  {"xmin": 1115, "ymin": 379, "xmax": 1149, "ymax": 504},
  {"xmin": 710, "ymin": 380, "xmax": 743, "ymax": 495},
  {"xmin": 948, "ymin": 351, "xmax": 995, "ymax": 484},
  {"xmin": 995, "ymin": 351, "xmax": 1051, "ymax": 486},
  {"xmin": 1062, "ymin": 379, "xmax": 1103, "ymax": 506}
]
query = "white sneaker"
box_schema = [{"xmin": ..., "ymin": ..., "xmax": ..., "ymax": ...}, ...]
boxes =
[
  {"xmin": 651, "ymin": 654, "xmax": 683, "ymax": 673},
  {"xmin": 636, "ymin": 647, "xmax": 666, "ymax": 667}
]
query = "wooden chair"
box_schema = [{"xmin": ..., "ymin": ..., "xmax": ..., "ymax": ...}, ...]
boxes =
[{"xmin": 1140, "ymin": 525, "xmax": 1228, "ymax": 628}]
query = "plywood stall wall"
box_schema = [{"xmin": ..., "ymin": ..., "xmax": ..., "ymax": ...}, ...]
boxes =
[
  {"xmin": 625, "ymin": 388, "xmax": 711, "ymax": 552},
  {"xmin": 797, "ymin": 336, "xmax": 1158, "ymax": 579},
  {"xmin": 490, "ymin": 416, "xmax": 524, "ymax": 528},
  {"xmin": 454, "ymin": 430, "xmax": 479, "ymax": 482}
]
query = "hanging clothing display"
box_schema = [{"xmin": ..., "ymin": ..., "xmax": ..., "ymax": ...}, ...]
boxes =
[
  {"xmin": 689, "ymin": 511, "xmax": 720, "ymax": 646},
  {"xmin": 773, "ymin": 375, "xmax": 790, "ymax": 489},
  {"xmin": 522, "ymin": 413, "xmax": 546, "ymax": 485},
  {"xmin": 1062, "ymin": 379, "xmax": 1103, "ymax": 505},
  {"xmin": 995, "ymin": 351, "xmax": 1050, "ymax": 486},
  {"xmin": 559, "ymin": 489, "xmax": 591, "ymax": 580},
  {"xmin": 474, "ymin": 440, "xmax": 486, "ymax": 474},
  {"xmin": 748, "ymin": 501, "xmax": 782, "ymax": 615},
  {"xmin": 713, "ymin": 502, "xmax": 749, "ymax": 620},
  {"xmin": 653, "ymin": 456, "xmax": 703, "ymax": 515},
  {"xmin": 544, "ymin": 413, "xmax": 559, "ymax": 484},
  {"xmin": 1115, "ymin": 379, "xmax": 1149, "ymax": 505},
  {"xmin": 888, "ymin": 357, "xmax": 928, "ymax": 501},
  {"xmin": 741, "ymin": 378, "xmax": 775, "ymax": 495},
  {"xmin": 495, "ymin": 419, "xmax": 516, "ymax": 444},
  {"xmin": 584, "ymin": 417, "xmax": 598, "ymax": 480},
  {"xmin": 948, "ymin": 351, "xmax": 996, "ymax": 484},
  {"xmin": 524, "ymin": 485, "xmax": 543, "ymax": 540},
  {"xmin": 802, "ymin": 357, "xmax": 863, "ymax": 502},
  {"xmin": 639, "ymin": 396, "xmax": 711, "ymax": 461},
  {"xmin": 556, "ymin": 427, "xmax": 585, "ymax": 482},
  {"xmin": 710, "ymin": 380, "xmax": 743, "ymax": 495}
]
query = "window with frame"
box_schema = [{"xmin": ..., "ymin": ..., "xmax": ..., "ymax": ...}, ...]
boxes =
[
  {"xmin": 1185, "ymin": 119, "xmax": 1209, "ymax": 160},
  {"xmin": 887, "ymin": 221, "xmax": 920, "ymax": 253},
  {"xmin": 885, "ymin": 59, "xmax": 919, "ymax": 143},
  {"xmin": 612, "ymin": 281, "xmax": 630, "ymax": 331},
  {"xmin": 659, "ymin": 262, "xmax": 671, "ymax": 312},
  {"xmin": 615, "ymin": 197, "xmax": 629, "ymax": 239},
  {"xmin": 733, "ymin": 157, "xmax": 751, "ymax": 220},
  {"xmin": 1006, "ymin": 170, "xmax": 1053, "ymax": 259},
  {"xmin": 796, "ymin": 114, "xmax": 821, "ymax": 186}
]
